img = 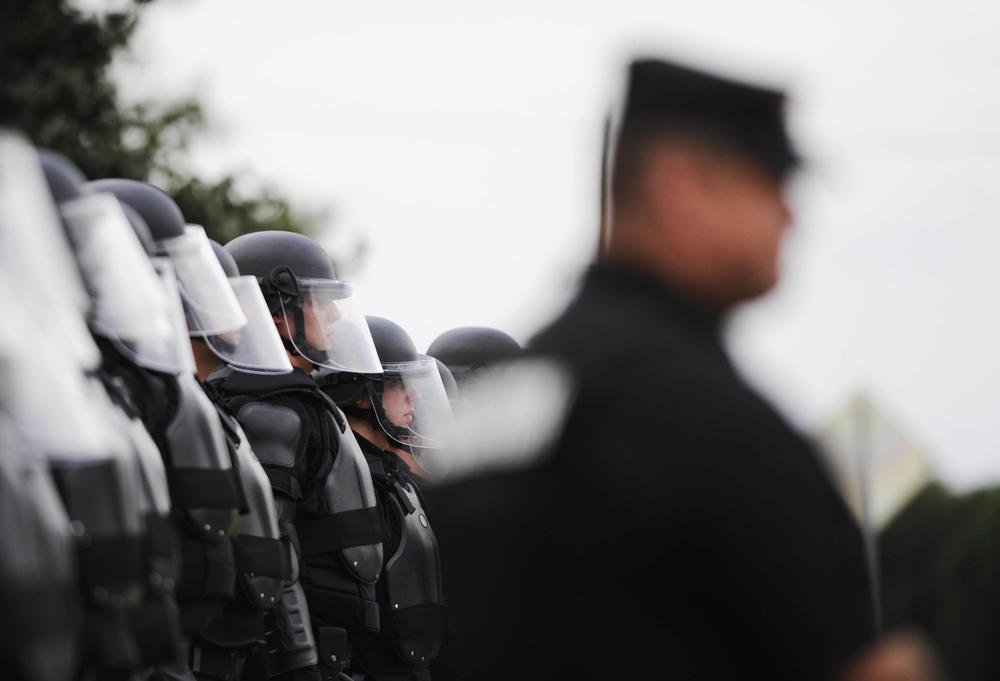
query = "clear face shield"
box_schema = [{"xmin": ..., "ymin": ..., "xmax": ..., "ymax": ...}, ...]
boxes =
[
  {"xmin": 0, "ymin": 132, "xmax": 100, "ymax": 370},
  {"xmin": 205, "ymin": 275, "xmax": 292, "ymax": 374},
  {"xmin": 112, "ymin": 258, "xmax": 197, "ymax": 375},
  {"xmin": 59, "ymin": 191, "xmax": 175, "ymax": 348},
  {"xmin": 157, "ymin": 225, "xmax": 247, "ymax": 337},
  {"xmin": 278, "ymin": 278, "xmax": 382, "ymax": 374},
  {"xmin": 0, "ymin": 272, "xmax": 125, "ymax": 462},
  {"xmin": 368, "ymin": 357, "xmax": 453, "ymax": 450}
]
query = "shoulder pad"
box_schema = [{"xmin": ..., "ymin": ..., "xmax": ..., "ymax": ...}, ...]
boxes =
[{"xmin": 238, "ymin": 402, "xmax": 303, "ymax": 470}]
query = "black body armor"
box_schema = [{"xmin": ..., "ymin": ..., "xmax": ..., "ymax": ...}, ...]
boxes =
[
  {"xmin": 101, "ymin": 353, "xmax": 241, "ymax": 636},
  {"xmin": 100, "ymin": 370, "xmax": 187, "ymax": 668},
  {"xmin": 209, "ymin": 367, "xmax": 385, "ymax": 679},
  {"xmin": 354, "ymin": 437, "xmax": 446, "ymax": 678}
]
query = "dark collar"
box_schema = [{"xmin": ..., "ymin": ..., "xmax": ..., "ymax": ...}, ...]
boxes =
[
  {"xmin": 208, "ymin": 365, "xmax": 317, "ymax": 396},
  {"xmin": 353, "ymin": 431, "xmax": 412, "ymax": 476},
  {"xmin": 585, "ymin": 263, "xmax": 725, "ymax": 340}
]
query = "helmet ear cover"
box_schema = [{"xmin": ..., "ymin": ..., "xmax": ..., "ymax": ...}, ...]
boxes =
[
  {"xmin": 261, "ymin": 265, "xmax": 300, "ymax": 315},
  {"xmin": 268, "ymin": 265, "xmax": 300, "ymax": 298},
  {"xmin": 315, "ymin": 370, "xmax": 368, "ymax": 406}
]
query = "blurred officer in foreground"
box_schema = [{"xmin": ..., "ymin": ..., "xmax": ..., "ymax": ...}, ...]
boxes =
[
  {"xmin": 425, "ymin": 327, "xmax": 520, "ymax": 391},
  {"xmin": 210, "ymin": 231, "xmax": 386, "ymax": 681},
  {"xmin": 0, "ymin": 133, "xmax": 89, "ymax": 681},
  {"xmin": 320, "ymin": 316, "xmax": 449, "ymax": 680},
  {"xmin": 431, "ymin": 59, "xmax": 941, "ymax": 681}
]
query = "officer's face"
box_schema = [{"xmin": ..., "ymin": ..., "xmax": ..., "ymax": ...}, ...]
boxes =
[
  {"xmin": 643, "ymin": 145, "xmax": 792, "ymax": 306},
  {"xmin": 278, "ymin": 293, "xmax": 342, "ymax": 352},
  {"xmin": 382, "ymin": 377, "xmax": 417, "ymax": 428},
  {"xmin": 708, "ymin": 159, "xmax": 791, "ymax": 298},
  {"xmin": 303, "ymin": 295, "xmax": 342, "ymax": 351}
]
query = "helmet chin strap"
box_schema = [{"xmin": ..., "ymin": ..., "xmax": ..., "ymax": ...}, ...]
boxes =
[
  {"xmin": 282, "ymin": 304, "xmax": 329, "ymax": 364},
  {"xmin": 366, "ymin": 378, "xmax": 414, "ymax": 445}
]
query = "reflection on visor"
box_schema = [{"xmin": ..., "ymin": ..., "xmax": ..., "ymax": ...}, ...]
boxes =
[
  {"xmin": 112, "ymin": 259, "xmax": 196, "ymax": 375},
  {"xmin": 0, "ymin": 347, "xmax": 124, "ymax": 462},
  {"xmin": 203, "ymin": 276, "xmax": 292, "ymax": 374},
  {"xmin": 0, "ymin": 133, "xmax": 100, "ymax": 370},
  {"xmin": 157, "ymin": 226, "xmax": 247, "ymax": 336},
  {"xmin": 372, "ymin": 358, "xmax": 453, "ymax": 450},
  {"xmin": 61, "ymin": 192, "xmax": 174, "ymax": 345},
  {"xmin": 278, "ymin": 278, "xmax": 383, "ymax": 374}
]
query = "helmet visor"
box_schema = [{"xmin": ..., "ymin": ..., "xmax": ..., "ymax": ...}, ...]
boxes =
[
  {"xmin": 0, "ymin": 133, "xmax": 99, "ymax": 370},
  {"xmin": 0, "ymin": 331, "xmax": 123, "ymax": 463},
  {"xmin": 279, "ymin": 278, "xmax": 382, "ymax": 374},
  {"xmin": 371, "ymin": 357, "xmax": 453, "ymax": 449},
  {"xmin": 112, "ymin": 258, "xmax": 196, "ymax": 375},
  {"xmin": 157, "ymin": 225, "xmax": 247, "ymax": 336},
  {"xmin": 203, "ymin": 275, "xmax": 292, "ymax": 374},
  {"xmin": 60, "ymin": 192, "xmax": 174, "ymax": 345}
]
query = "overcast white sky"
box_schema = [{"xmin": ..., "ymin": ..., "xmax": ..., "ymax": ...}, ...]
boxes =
[{"xmin": 106, "ymin": 0, "xmax": 1000, "ymax": 490}]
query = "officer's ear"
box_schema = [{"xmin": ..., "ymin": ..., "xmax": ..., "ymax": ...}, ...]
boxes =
[{"xmin": 355, "ymin": 393, "xmax": 373, "ymax": 409}]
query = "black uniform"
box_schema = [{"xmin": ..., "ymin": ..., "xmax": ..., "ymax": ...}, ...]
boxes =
[
  {"xmin": 351, "ymin": 435, "xmax": 445, "ymax": 681},
  {"xmin": 432, "ymin": 265, "xmax": 876, "ymax": 681},
  {"xmin": 100, "ymin": 353, "xmax": 240, "ymax": 638}
]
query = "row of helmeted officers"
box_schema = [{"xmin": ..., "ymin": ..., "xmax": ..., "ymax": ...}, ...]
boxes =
[{"xmin": 0, "ymin": 132, "xmax": 522, "ymax": 681}]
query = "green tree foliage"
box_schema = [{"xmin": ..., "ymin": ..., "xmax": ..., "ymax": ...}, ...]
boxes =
[{"xmin": 0, "ymin": 0, "xmax": 319, "ymax": 243}]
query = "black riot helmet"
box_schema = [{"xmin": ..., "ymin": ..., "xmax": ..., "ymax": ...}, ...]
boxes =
[
  {"xmin": 350, "ymin": 316, "xmax": 452, "ymax": 450},
  {"xmin": 85, "ymin": 178, "xmax": 185, "ymax": 241},
  {"xmin": 426, "ymin": 326, "xmax": 522, "ymax": 386},
  {"xmin": 428, "ymin": 356, "xmax": 458, "ymax": 402},
  {"xmin": 202, "ymin": 238, "xmax": 291, "ymax": 375},
  {"xmin": 225, "ymin": 230, "xmax": 381, "ymax": 374},
  {"xmin": 86, "ymin": 179, "xmax": 248, "ymax": 345}
]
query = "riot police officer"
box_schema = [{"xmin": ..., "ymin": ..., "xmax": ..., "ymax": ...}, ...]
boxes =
[
  {"xmin": 85, "ymin": 178, "xmax": 248, "ymax": 678},
  {"xmin": 209, "ymin": 231, "xmax": 385, "ymax": 681},
  {"xmin": 187, "ymin": 240, "xmax": 297, "ymax": 681},
  {"xmin": 321, "ymin": 316, "xmax": 450, "ymax": 681}
]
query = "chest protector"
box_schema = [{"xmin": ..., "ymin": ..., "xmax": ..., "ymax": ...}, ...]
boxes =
[
  {"xmin": 107, "ymin": 395, "xmax": 177, "ymax": 581},
  {"xmin": 314, "ymin": 407, "xmax": 384, "ymax": 584},
  {"xmin": 368, "ymin": 453, "xmax": 446, "ymax": 667},
  {"xmin": 295, "ymin": 398, "xmax": 384, "ymax": 639},
  {"xmin": 217, "ymin": 405, "xmax": 291, "ymax": 610},
  {"xmin": 209, "ymin": 369, "xmax": 385, "ymax": 636},
  {"xmin": 167, "ymin": 373, "xmax": 241, "ymax": 541},
  {"xmin": 99, "ymin": 372, "xmax": 185, "ymax": 668}
]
